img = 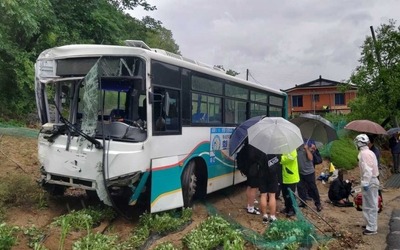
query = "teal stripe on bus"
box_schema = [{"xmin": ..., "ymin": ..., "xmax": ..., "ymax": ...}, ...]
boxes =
[{"xmin": 150, "ymin": 142, "xmax": 235, "ymax": 203}]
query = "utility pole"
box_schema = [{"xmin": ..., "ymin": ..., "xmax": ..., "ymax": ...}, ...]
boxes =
[{"xmin": 246, "ymin": 69, "xmax": 249, "ymax": 81}]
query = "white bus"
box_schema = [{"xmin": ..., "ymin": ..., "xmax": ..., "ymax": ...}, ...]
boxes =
[{"xmin": 35, "ymin": 40, "xmax": 287, "ymax": 213}]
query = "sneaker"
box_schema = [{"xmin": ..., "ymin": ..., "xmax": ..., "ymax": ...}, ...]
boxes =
[
  {"xmin": 247, "ymin": 209, "xmax": 260, "ymax": 215},
  {"xmin": 269, "ymin": 216, "xmax": 277, "ymax": 223},
  {"xmin": 262, "ymin": 216, "xmax": 269, "ymax": 224},
  {"xmin": 316, "ymin": 205, "xmax": 323, "ymax": 212},
  {"xmin": 363, "ymin": 229, "xmax": 377, "ymax": 235}
]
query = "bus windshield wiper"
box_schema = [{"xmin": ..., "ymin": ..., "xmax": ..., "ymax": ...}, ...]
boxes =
[
  {"xmin": 46, "ymin": 103, "xmax": 103, "ymax": 149},
  {"xmin": 60, "ymin": 116, "xmax": 103, "ymax": 149}
]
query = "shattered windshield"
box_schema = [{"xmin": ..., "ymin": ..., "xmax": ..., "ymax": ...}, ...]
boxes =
[{"xmin": 37, "ymin": 56, "xmax": 147, "ymax": 144}]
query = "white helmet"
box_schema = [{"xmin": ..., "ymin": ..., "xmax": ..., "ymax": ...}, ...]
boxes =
[{"xmin": 354, "ymin": 134, "xmax": 370, "ymax": 148}]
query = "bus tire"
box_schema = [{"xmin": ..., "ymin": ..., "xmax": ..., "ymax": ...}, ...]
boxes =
[{"xmin": 182, "ymin": 160, "xmax": 197, "ymax": 208}]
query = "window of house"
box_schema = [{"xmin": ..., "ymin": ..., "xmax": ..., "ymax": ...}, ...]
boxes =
[
  {"xmin": 292, "ymin": 95, "xmax": 303, "ymax": 107},
  {"xmin": 313, "ymin": 94, "xmax": 320, "ymax": 102},
  {"xmin": 335, "ymin": 93, "xmax": 345, "ymax": 105}
]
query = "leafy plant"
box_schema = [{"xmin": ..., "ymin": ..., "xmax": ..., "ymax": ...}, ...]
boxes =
[
  {"xmin": 123, "ymin": 208, "xmax": 192, "ymax": 249},
  {"xmin": 183, "ymin": 215, "xmax": 244, "ymax": 249},
  {"xmin": 59, "ymin": 217, "xmax": 71, "ymax": 250},
  {"xmin": 154, "ymin": 241, "xmax": 180, "ymax": 250},
  {"xmin": 72, "ymin": 232, "xmax": 119, "ymax": 250},
  {"xmin": 52, "ymin": 206, "xmax": 116, "ymax": 231},
  {"xmin": 263, "ymin": 219, "xmax": 315, "ymax": 250},
  {"xmin": 0, "ymin": 223, "xmax": 19, "ymax": 250},
  {"xmin": 139, "ymin": 208, "xmax": 192, "ymax": 235},
  {"xmin": 121, "ymin": 226, "xmax": 150, "ymax": 249},
  {"xmin": 23, "ymin": 225, "xmax": 46, "ymax": 248}
]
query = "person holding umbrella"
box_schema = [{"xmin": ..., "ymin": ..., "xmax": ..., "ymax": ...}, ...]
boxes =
[
  {"xmin": 354, "ymin": 134, "xmax": 379, "ymax": 235},
  {"xmin": 297, "ymin": 140, "xmax": 322, "ymax": 212}
]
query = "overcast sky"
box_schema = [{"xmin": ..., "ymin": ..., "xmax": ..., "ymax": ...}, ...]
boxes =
[{"xmin": 128, "ymin": 0, "xmax": 400, "ymax": 90}]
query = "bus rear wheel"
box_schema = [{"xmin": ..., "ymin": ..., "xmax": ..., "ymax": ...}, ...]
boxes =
[{"xmin": 182, "ymin": 160, "xmax": 197, "ymax": 208}]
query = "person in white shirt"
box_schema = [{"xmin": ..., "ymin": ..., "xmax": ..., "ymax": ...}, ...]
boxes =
[{"xmin": 354, "ymin": 134, "xmax": 379, "ymax": 235}]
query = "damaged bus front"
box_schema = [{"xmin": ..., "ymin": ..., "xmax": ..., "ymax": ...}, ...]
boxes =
[{"xmin": 35, "ymin": 46, "xmax": 150, "ymax": 208}]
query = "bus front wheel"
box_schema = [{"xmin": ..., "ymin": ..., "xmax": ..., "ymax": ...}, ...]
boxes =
[{"xmin": 182, "ymin": 160, "xmax": 197, "ymax": 208}]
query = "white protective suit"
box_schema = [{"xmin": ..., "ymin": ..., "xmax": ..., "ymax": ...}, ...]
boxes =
[{"xmin": 358, "ymin": 145, "xmax": 380, "ymax": 232}]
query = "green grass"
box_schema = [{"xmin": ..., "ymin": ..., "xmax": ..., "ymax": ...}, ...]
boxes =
[{"xmin": 0, "ymin": 173, "xmax": 45, "ymax": 220}]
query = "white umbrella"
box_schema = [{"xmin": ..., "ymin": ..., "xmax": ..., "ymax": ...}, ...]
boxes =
[{"xmin": 247, "ymin": 117, "xmax": 303, "ymax": 154}]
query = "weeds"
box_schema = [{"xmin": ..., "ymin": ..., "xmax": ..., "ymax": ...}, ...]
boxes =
[
  {"xmin": 0, "ymin": 173, "xmax": 43, "ymax": 207},
  {"xmin": 0, "ymin": 223, "xmax": 19, "ymax": 250}
]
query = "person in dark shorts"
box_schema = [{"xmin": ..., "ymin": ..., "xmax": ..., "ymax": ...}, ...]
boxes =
[
  {"xmin": 258, "ymin": 153, "xmax": 280, "ymax": 223},
  {"xmin": 237, "ymin": 144, "xmax": 260, "ymax": 215}
]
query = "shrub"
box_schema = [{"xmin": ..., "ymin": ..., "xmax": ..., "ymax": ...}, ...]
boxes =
[{"xmin": 330, "ymin": 138, "xmax": 358, "ymax": 170}]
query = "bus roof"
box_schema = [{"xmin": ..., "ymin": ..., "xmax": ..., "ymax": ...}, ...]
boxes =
[{"xmin": 37, "ymin": 43, "xmax": 286, "ymax": 96}]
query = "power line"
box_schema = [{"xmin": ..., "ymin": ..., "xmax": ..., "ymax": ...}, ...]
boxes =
[{"xmin": 247, "ymin": 70, "xmax": 262, "ymax": 86}]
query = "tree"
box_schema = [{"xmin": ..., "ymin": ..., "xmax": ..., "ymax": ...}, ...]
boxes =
[
  {"xmin": 0, "ymin": 0, "xmax": 180, "ymax": 122},
  {"xmin": 348, "ymin": 20, "xmax": 400, "ymax": 125},
  {"xmin": 226, "ymin": 69, "xmax": 240, "ymax": 77},
  {"xmin": 108, "ymin": 0, "xmax": 156, "ymax": 11},
  {"xmin": 214, "ymin": 66, "xmax": 240, "ymax": 76},
  {"xmin": 0, "ymin": 0, "xmax": 54, "ymax": 118},
  {"xmin": 142, "ymin": 16, "xmax": 180, "ymax": 54}
]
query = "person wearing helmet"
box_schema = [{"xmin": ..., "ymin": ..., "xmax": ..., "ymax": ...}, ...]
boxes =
[{"xmin": 354, "ymin": 134, "xmax": 380, "ymax": 235}]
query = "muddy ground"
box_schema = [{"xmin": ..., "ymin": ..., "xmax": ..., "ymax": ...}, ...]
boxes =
[{"xmin": 0, "ymin": 134, "xmax": 398, "ymax": 249}]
